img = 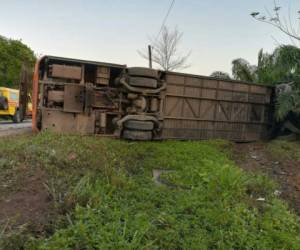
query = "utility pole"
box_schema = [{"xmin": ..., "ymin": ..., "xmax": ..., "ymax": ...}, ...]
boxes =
[{"xmin": 148, "ymin": 45, "xmax": 152, "ymax": 68}]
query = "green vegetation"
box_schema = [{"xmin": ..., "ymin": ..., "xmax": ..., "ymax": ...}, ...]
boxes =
[
  {"xmin": 232, "ymin": 45, "xmax": 300, "ymax": 86},
  {"xmin": 268, "ymin": 139, "xmax": 300, "ymax": 161},
  {"xmin": 0, "ymin": 35, "xmax": 35, "ymax": 89},
  {"xmin": 0, "ymin": 133, "xmax": 299, "ymax": 249},
  {"xmin": 210, "ymin": 71, "xmax": 231, "ymax": 80},
  {"xmin": 215, "ymin": 45, "xmax": 300, "ymax": 121},
  {"xmin": 251, "ymin": 1, "xmax": 300, "ymax": 43}
]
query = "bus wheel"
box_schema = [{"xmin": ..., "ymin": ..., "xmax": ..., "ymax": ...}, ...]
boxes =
[
  {"xmin": 122, "ymin": 130, "xmax": 152, "ymax": 141},
  {"xmin": 12, "ymin": 110, "xmax": 21, "ymax": 123},
  {"xmin": 124, "ymin": 120, "xmax": 154, "ymax": 131}
]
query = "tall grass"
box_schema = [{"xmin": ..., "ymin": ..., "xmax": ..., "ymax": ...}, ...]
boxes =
[{"xmin": 0, "ymin": 133, "xmax": 299, "ymax": 249}]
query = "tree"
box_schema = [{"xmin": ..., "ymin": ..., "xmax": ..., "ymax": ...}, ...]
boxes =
[
  {"xmin": 210, "ymin": 71, "xmax": 231, "ymax": 80},
  {"xmin": 139, "ymin": 26, "xmax": 191, "ymax": 71},
  {"xmin": 251, "ymin": 0, "xmax": 300, "ymax": 44},
  {"xmin": 231, "ymin": 45, "xmax": 300, "ymax": 120},
  {"xmin": 276, "ymin": 86, "xmax": 300, "ymax": 121},
  {"xmin": 231, "ymin": 46, "xmax": 300, "ymax": 85},
  {"xmin": 0, "ymin": 36, "xmax": 36, "ymax": 88},
  {"xmin": 232, "ymin": 58, "xmax": 257, "ymax": 82}
]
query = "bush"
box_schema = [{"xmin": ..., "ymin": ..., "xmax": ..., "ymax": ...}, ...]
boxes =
[{"xmin": 0, "ymin": 35, "xmax": 35, "ymax": 88}]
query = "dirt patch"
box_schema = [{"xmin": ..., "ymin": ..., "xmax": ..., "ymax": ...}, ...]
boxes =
[
  {"xmin": 0, "ymin": 169, "xmax": 52, "ymax": 233},
  {"xmin": 232, "ymin": 142, "xmax": 300, "ymax": 215}
]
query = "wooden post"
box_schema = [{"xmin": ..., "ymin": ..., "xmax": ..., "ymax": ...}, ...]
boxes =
[{"xmin": 148, "ymin": 45, "xmax": 152, "ymax": 69}]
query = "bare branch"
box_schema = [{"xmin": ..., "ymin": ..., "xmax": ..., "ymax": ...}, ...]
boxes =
[
  {"xmin": 139, "ymin": 25, "xmax": 191, "ymax": 71},
  {"xmin": 251, "ymin": 0, "xmax": 300, "ymax": 44}
]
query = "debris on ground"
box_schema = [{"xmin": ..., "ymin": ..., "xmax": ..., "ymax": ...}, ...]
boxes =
[{"xmin": 232, "ymin": 141, "xmax": 300, "ymax": 215}]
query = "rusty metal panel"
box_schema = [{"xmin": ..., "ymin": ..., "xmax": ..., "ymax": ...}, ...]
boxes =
[
  {"xmin": 250, "ymin": 85, "xmax": 267, "ymax": 94},
  {"xmin": 218, "ymin": 90, "xmax": 233, "ymax": 101},
  {"xmin": 63, "ymin": 84, "xmax": 84, "ymax": 113},
  {"xmin": 162, "ymin": 72, "xmax": 272, "ymax": 141},
  {"xmin": 96, "ymin": 78, "xmax": 109, "ymax": 85},
  {"xmin": 216, "ymin": 102, "xmax": 232, "ymax": 121},
  {"xmin": 96, "ymin": 66, "xmax": 110, "ymax": 78},
  {"xmin": 233, "ymin": 83, "xmax": 249, "ymax": 92},
  {"xmin": 232, "ymin": 92, "xmax": 248, "ymax": 102},
  {"xmin": 166, "ymin": 85, "xmax": 184, "ymax": 95},
  {"xmin": 201, "ymin": 89, "xmax": 216, "ymax": 99},
  {"xmin": 166, "ymin": 74, "xmax": 185, "ymax": 85},
  {"xmin": 219, "ymin": 81, "xmax": 233, "ymax": 90},
  {"xmin": 200, "ymin": 100, "xmax": 216, "ymax": 120},
  {"xmin": 231, "ymin": 103, "xmax": 248, "ymax": 122},
  {"xmin": 185, "ymin": 86, "xmax": 201, "ymax": 98},
  {"xmin": 203, "ymin": 79, "xmax": 218, "ymax": 88},
  {"xmin": 42, "ymin": 109, "xmax": 95, "ymax": 134},
  {"xmin": 42, "ymin": 109, "xmax": 77, "ymax": 133},
  {"xmin": 185, "ymin": 77, "xmax": 202, "ymax": 87},
  {"xmin": 76, "ymin": 114, "xmax": 95, "ymax": 134},
  {"xmin": 182, "ymin": 98, "xmax": 199, "ymax": 118},
  {"xmin": 164, "ymin": 96, "xmax": 183, "ymax": 117},
  {"xmin": 248, "ymin": 93, "xmax": 266, "ymax": 104},
  {"xmin": 96, "ymin": 66, "xmax": 110, "ymax": 85},
  {"xmin": 48, "ymin": 90, "xmax": 64, "ymax": 102},
  {"xmin": 49, "ymin": 64, "xmax": 82, "ymax": 80}
]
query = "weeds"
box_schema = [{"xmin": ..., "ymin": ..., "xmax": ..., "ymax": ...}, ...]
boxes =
[
  {"xmin": 0, "ymin": 133, "xmax": 299, "ymax": 249},
  {"xmin": 267, "ymin": 140, "xmax": 300, "ymax": 161}
]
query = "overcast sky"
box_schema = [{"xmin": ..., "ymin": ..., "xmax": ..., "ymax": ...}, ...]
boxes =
[{"xmin": 0, "ymin": 0, "xmax": 299, "ymax": 76}]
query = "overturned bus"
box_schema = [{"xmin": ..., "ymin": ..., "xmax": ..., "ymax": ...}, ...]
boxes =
[{"xmin": 32, "ymin": 56, "xmax": 273, "ymax": 142}]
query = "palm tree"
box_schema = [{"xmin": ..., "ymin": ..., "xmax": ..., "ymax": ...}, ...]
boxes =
[
  {"xmin": 231, "ymin": 45, "xmax": 300, "ymax": 121},
  {"xmin": 232, "ymin": 58, "xmax": 257, "ymax": 82},
  {"xmin": 232, "ymin": 46, "xmax": 300, "ymax": 85}
]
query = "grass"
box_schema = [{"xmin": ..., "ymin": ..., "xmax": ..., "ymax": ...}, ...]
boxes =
[
  {"xmin": 267, "ymin": 139, "xmax": 300, "ymax": 161},
  {"xmin": 0, "ymin": 133, "xmax": 299, "ymax": 249}
]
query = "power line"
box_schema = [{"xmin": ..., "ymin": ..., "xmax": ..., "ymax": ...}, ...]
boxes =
[
  {"xmin": 154, "ymin": 0, "xmax": 176, "ymax": 42},
  {"xmin": 148, "ymin": 0, "xmax": 175, "ymax": 68}
]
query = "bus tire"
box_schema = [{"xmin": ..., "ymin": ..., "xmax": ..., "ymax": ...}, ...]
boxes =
[
  {"xmin": 122, "ymin": 130, "xmax": 152, "ymax": 141},
  {"xmin": 124, "ymin": 120, "xmax": 154, "ymax": 131},
  {"xmin": 12, "ymin": 110, "xmax": 21, "ymax": 123},
  {"xmin": 127, "ymin": 67, "xmax": 158, "ymax": 79},
  {"xmin": 129, "ymin": 77, "xmax": 158, "ymax": 89}
]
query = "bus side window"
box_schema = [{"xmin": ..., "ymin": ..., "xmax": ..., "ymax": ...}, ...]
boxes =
[{"xmin": 10, "ymin": 93, "xmax": 18, "ymax": 101}]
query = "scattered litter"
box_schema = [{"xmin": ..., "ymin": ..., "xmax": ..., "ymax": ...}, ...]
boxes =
[
  {"xmin": 250, "ymin": 155, "xmax": 259, "ymax": 160},
  {"xmin": 278, "ymin": 171, "xmax": 287, "ymax": 175},
  {"xmin": 274, "ymin": 190, "xmax": 281, "ymax": 196},
  {"xmin": 152, "ymin": 169, "xmax": 170, "ymax": 185},
  {"xmin": 152, "ymin": 169, "xmax": 173, "ymax": 186},
  {"xmin": 67, "ymin": 152, "xmax": 77, "ymax": 161},
  {"xmin": 257, "ymin": 197, "xmax": 265, "ymax": 201}
]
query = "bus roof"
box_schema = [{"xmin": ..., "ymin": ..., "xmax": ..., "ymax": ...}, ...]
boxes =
[{"xmin": 0, "ymin": 87, "xmax": 19, "ymax": 93}]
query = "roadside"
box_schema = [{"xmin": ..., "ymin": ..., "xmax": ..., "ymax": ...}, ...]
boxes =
[
  {"xmin": 231, "ymin": 140, "xmax": 300, "ymax": 215},
  {"xmin": 0, "ymin": 134, "xmax": 299, "ymax": 249},
  {"xmin": 0, "ymin": 120, "xmax": 32, "ymax": 137}
]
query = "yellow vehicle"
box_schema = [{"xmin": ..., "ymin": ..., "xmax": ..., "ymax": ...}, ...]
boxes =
[{"xmin": 0, "ymin": 87, "xmax": 31, "ymax": 123}]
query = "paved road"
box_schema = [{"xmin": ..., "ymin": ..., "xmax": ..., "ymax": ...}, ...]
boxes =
[{"xmin": 0, "ymin": 119, "xmax": 32, "ymax": 137}]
